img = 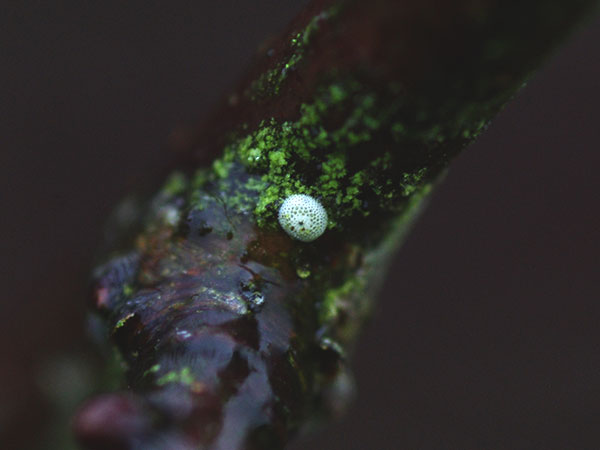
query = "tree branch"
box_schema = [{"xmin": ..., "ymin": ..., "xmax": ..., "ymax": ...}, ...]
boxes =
[{"xmin": 73, "ymin": 1, "xmax": 598, "ymax": 449}]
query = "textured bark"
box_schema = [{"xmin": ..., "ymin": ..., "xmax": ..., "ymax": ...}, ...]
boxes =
[{"xmin": 73, "ymin": 1, "xmax": 598, "ymax": 449}]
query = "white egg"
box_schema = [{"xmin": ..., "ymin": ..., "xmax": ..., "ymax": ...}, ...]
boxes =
[{"xmin": 278, "ymin": 194, "xmax": 328, "ymax": 242}]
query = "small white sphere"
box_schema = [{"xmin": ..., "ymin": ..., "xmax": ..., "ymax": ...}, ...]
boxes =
[{"xmin": 278, "ymin": 194, "xmax": 328, "ymax": 242}]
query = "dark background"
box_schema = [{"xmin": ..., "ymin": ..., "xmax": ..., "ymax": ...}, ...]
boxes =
[{"xmin": 2, "ymin": 2, "xmax": 599, "ymax": 449}]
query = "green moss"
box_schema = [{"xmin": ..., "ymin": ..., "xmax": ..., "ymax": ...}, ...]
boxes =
[
  {"xmin": 114, "ymin": 313, "xmax": 135, "ymax": 331},
  {"xmin": 296, "ymin": 267, "xmax": 311, "ymax": 279},
  {"xmin": 142, "ymin": 364, "xmax": 161, "ymax": 378},
  {"xmin": 400, "ymin": 168, "xmax": 428, "ymax": 197},
  {"xmin": 213, "ymin": 159, "xmax": 232, "ymax": 179},
  {"xmin": 328, "ymin": 84, "xmax": 347, "ymax": 103},
  {"xmin": 156, "ymin": 367, "xmax": 196, "ymax": 387},
  {"xmin": 160, "ymin": 172, "xmax": 187, "ymax": 197},
  {"xmin": 319, "ymin": 277, "xmax": 365, "ymax": 324},
  {"xmin": 122, "ymin": 284, "xmax": 134, "ymax": 297},
  {"xmin": 390, "ymin": 122, "xmax": 407, "ymax": 142},
  {"xmin": 189, "ymin": 166, "xmax": 261, "ymax": 215},
  {"xmin": 313, "ymin": 181, "xmax": 436, "ymax": 338},
  {"xmin": 212, "ymin": 78, "xmax": 431, "ymax": 230},
  {"xmin": 268, "ymin": 149, "xmax": 288, "ymax": 170}
]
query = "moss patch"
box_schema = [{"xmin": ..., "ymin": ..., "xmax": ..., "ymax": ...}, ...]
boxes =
[
  {"xmin": 156, "ymin": 367, "xmax": 196, "ymax": 387},
  {"xmin": 215, "ymin": 79, "xmax": 430, "ymax": 229}
]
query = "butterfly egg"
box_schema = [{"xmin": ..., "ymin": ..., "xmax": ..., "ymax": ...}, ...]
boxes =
[{"xmin": 278, "ymin": 194, "xmax": 328, "ymax": 242}]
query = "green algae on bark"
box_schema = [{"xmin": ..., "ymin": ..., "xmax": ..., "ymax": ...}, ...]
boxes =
[{"xmin": 74, "ymin": 0, "xmax": 599, "ymax": 449}]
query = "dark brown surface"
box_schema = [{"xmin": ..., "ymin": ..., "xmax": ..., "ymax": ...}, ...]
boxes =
[{"xmin": 2, "ymin": 2, "xmax": 599, "ymax": 449}]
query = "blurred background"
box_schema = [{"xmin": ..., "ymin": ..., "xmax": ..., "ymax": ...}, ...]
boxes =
[{"xmin": 2, "ymin": 1, "xmax": 599, "ymax": 449}]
